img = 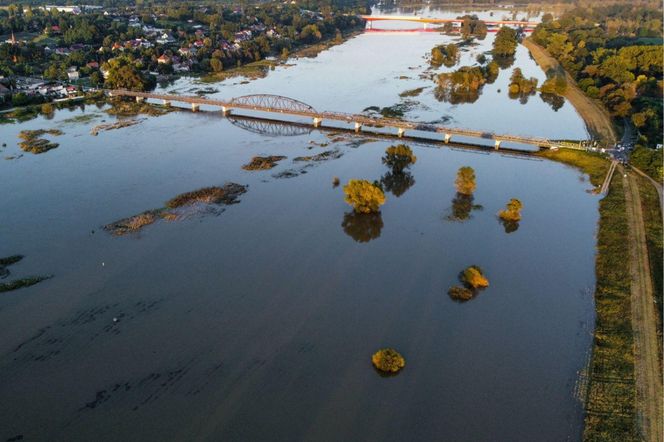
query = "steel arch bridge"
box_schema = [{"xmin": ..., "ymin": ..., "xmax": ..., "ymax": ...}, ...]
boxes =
[{"xmin": 230, "ymin": 94, "xmax": 317, "ymax": 114}]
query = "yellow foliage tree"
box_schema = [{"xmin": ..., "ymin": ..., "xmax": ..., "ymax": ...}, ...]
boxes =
[
  {"xmin": 461, "ymin": 265, "xmax": 489, "ymax": 289},
  {"xmin": 498, "ymin": 198, "xmax": 523, "ymax": 222},
  {"xmin": 372, "ymin": 348, "xmax": 405, "ymax": 373},
  {"xmin": 343, "ymin": 179, "xmax": 386, "ymax": 213},
  {"xmin": 455, "ymin": 166, "xmax": 476, "ymax": 195}
]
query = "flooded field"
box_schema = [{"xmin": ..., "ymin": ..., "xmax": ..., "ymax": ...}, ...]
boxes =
[{"xmin": 0, "ymin": 6, "xmax": 598, "ymax": 442}]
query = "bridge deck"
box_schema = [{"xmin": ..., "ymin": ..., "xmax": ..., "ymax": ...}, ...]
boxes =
[
  {"xmin": 108, "ymin": 89, "xmax": 552, "ymax": 148},
  {"xmin": 359, "ymin": 15, "xmax": 539, "ymax": 26}
]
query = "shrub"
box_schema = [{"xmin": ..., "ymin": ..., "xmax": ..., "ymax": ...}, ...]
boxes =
[
  {"xmin": 343, "ymin": 179, "xmax": 386, "ymax": 213},
  {"xmin": 498, "ymin": 198, "xmax": 523, "ymax": 222},
  {"xmin": 372, "ymin": 348, "xmax": 405, "ymax": 373},
  {"xmin": 461, "ymin": 265, "xmax": 489, "ymax": 289},
  {"xmin": 455, "ymin": 166, "xmax": 476, "ymax": 195}
]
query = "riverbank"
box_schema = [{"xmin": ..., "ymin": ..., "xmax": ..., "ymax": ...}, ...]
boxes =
[
  {"xmin": 538, "ymin": 150, "xmax": 636, "ymax": 440},
  {"xmin": 523, "ymin": 38, "xmax": 617, "ymax": 145},
  {"xmin": 200, "ymin": 29, "xmax": 364, "ymax": 83}
]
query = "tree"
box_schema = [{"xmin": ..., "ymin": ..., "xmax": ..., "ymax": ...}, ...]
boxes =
[
  {"xmin": 455, "ymin": 166, "xmax": 476, "ymax": 195},
  {"xmin": 493, "ymin": 27, "xmax": 518, "ymax": 57},
  {"xmin": 382, "ymin": 144, "xmax": 416, "ymax": 172},
  {"xmin": 371, "ymin": 348, "xmax": 405, "ymax": 373},
  {"xmin": 103, "ymin": 57, "xmax": 153, "ymax": 91},
  {"xmin": 343, "ymin": 180, "xmax": 386, "ymax": 213},
  {"xmin": 498, "ymin": 198, "xmax": 523, "ymax": 222},
  {"xmin": 461, "ymin": 265, "xmax": 489, "ymax": 289}
]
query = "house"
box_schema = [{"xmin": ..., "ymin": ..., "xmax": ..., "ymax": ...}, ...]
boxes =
[
  {"xmin": 157, "ymin": 54, "xmax": 171, "ymax": 64},
  {"xmin": 50, "ymin": 25, "xmax": 61, "ymax": 34},
  {"xmin": 112, "ymin": 42, "xmax": 123, "ymax": 51},
  {"xmin": 87, "ymin": 61, "xmax": 99, "ymax": 69},
  {"xmin": 178, "ymin": 47, "xmax": 193, "ymax": 56},
  {"xmin": 67, "ymin": 67, "xmax": 80, "ymax": 81},
  {"xmin": 156, "ymin": 33, "xmax": 175, "ymax": 44}
]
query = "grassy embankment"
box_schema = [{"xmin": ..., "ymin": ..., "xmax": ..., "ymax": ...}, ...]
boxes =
[
  {"xmin": 523, "ymin": 38, "xmax": 617, "ymax": 145},
  {"xmin": 635, "ymin": 174, "xmax": 663, "ymax": 337},
  {"xmin": 538, "ymin": 149, "xmax": 636, "ymax": 441}
]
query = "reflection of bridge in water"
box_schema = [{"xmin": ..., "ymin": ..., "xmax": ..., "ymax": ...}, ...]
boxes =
[{"xmin": 108, "ymin": 90, "xmax": 557, "ymax": 151}]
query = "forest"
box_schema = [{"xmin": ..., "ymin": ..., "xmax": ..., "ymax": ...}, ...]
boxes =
[{"xmin": 532, "ymin": 4, "xmax": 662, "ymax": 154}]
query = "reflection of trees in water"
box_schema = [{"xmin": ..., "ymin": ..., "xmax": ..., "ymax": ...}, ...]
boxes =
[
  {"xmin": 381, "ymin": 170, "xmax": 415, "ymax": 197},
  {"xmin": 508, "ymin": 90, "xmax": 532, "ymax": 104},
  {"xmin": 434, "ymin": 86, "xmax": 480, "ymax": 104},
  {"xmin": 540, "ymin": 92, "xmax": 565, "ymax": 111},
  {"xmin": 342, "ymin": 212, "xmax": 383, "ymax": 243},
  {"xmin": 446, "ymin": 193, "xmax": 483, "ymax": 222},
  {"xmin": 493, "ymin": 55, "xmax": 515, "ymax": 70},
  {"xmin": 499, "ymin": 219, "xmax": 520, "ymax": 233}
]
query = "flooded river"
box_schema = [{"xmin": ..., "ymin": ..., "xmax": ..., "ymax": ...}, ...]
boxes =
[{"xmin": 0, "ymin": 6, "xmax": 597, "ymax": 442}]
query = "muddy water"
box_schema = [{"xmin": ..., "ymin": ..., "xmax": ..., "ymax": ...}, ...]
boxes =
[{"xmin": 0, "ymin": 6, "xmax": 596, "ymax": 442}]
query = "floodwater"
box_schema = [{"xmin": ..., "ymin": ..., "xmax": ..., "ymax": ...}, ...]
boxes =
[{"xmin": 1, "ymin": 6, "xmax": 597, "ymax": 442}]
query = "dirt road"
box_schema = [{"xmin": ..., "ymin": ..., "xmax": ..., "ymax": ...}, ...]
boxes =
[
  {"xmin": 523, "ymin": 38, "xmax": 617, "ymax": 144},
  {"xmin": 623, "ymin": 169, "xmax": 663, "ymax": 442}
]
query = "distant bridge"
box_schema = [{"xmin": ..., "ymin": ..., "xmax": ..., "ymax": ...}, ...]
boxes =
[
  {"xmin": 108, "ymin": 90, "xmax": 554, "ymax": 150},
  {"xmin": 360, "ymin": 15, "xmax": 538, "ymax": 27}
]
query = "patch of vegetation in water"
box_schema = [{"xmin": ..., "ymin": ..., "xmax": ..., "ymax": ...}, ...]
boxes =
[
  {"xmin": 0, "ymin": 276, "xmax": 52, "ymax": 293},
  {"xmin": 242, "ymin": 156, "xmax": 287, "ymax": 170},
  {"xmin": 18, "ymin": 129, "xmax": 63, "ymax": 154},
  {"xmin": 105, "ymin": 100, "xmax": 173, "ymax": 117},
  {"xmin": 293, "ymin": 150, "xmax": 343, "ymax": 162},
  {"xmin": 105, "ymin": 183, "xmax": 248, "ymax": 236},
  {"xmin": 363, "ymin": 102, "xmax": 417, "ymax": 119},
  {"xmin": 0, "ymin": 255, "xmax": 51, "ymax": 293},
  {"xmin": 448, "ymin": 265, "xmax": 489, "ymax": 302},
  {"xmin": 0, "ymin": 106, "xmax": 40, "ymax": 124},
  {"xmin": 90, "ymin": 119, "xmax": 143, "ymax": 136},
  {"xmin": 399, "ymin": 87, "xmax": 426, "ymax": 98},
  {"xmin": 165, "ymin": 184, "xmax": 247, "ymax": 208},
  {"xmin": 62, "ymin": 114, "xmax": 100, "ymax": 125}
]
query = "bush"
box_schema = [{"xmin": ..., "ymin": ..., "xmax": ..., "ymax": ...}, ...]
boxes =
[
  {"xmin": 343, "ymin": 179, "xmax": 386, "ymax": 213},
  {"xmin": 498, "ymin": 198, "xmax": 523, "ymax": 222},
  {"xmin": 372, "ymin": 348, "xmax": 405, "ymax": 373},
  {"xmin": 461, "ymin": 265, "xmax": 489, "ymax": 289}
]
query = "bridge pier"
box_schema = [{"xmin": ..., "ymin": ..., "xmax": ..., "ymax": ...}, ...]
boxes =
[
  {"xmin": 221, "ymin": 106, "xmax": 231, "ymax": 117},
  {"xmin": 397, "ymin": 128, "xmax": 405, "ymax": 138},
  {"xmin": 192, "ymin": 103, "xmax": 200, "ymax": 112},
  {"xmin": 313, "ymin": 117, "xmax": 322, "ymax": 128},
  {"xmin": 354, "ymin": 122, "xmax": 362, "ymax": 133},
  {"xmin": 162, "ymin": 100, "xmax": 171, "ymax": 107},
  {"xmin": 494, "ymin": 140, "xmax": 501, "ymax": 150},
  {"xmin": 444, "ymin": 133, "xmax": 452, "ymax": 144},
  {"xmin": 135, "ymin": 96, "xmax": 144, "ymax": 103}
]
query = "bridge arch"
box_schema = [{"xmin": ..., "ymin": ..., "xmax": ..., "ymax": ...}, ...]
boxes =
[{"xmin": 230, "ymin": 94, "xmax": 317, "ymax": 113}]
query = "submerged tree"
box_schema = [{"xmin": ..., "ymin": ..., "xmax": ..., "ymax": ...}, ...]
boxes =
[
  {"xmin": 493, "ymin": 26, "xmax": 518, "ymax": 57},
  {"xmin": 382, "ymin": 144, "xmax": 417, "ymax": 173},
  {"xmin": 372, "ymin": 348, "xmax": 405, "ymax": 373},
  {"xmin": 380, "ymin": 144, "xmax": 416, "ymax": 197},
  {"xmin": 455, "ymin": 166, "xmax": 476, "ymax": 195},
  {"xmin": 343, "ymin": 179, "xmax": 386, "ymax": 214},
  {"xmin": 448, "ymin": 265, "xmax": 490, "ymax": 302},
  {"xmin": 498, "ymin": 198, "xmax": 523, "ymax": 233},
  {"xmin": 498, "ymin": 198, "xmax": 523, "ymax": 222}
]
